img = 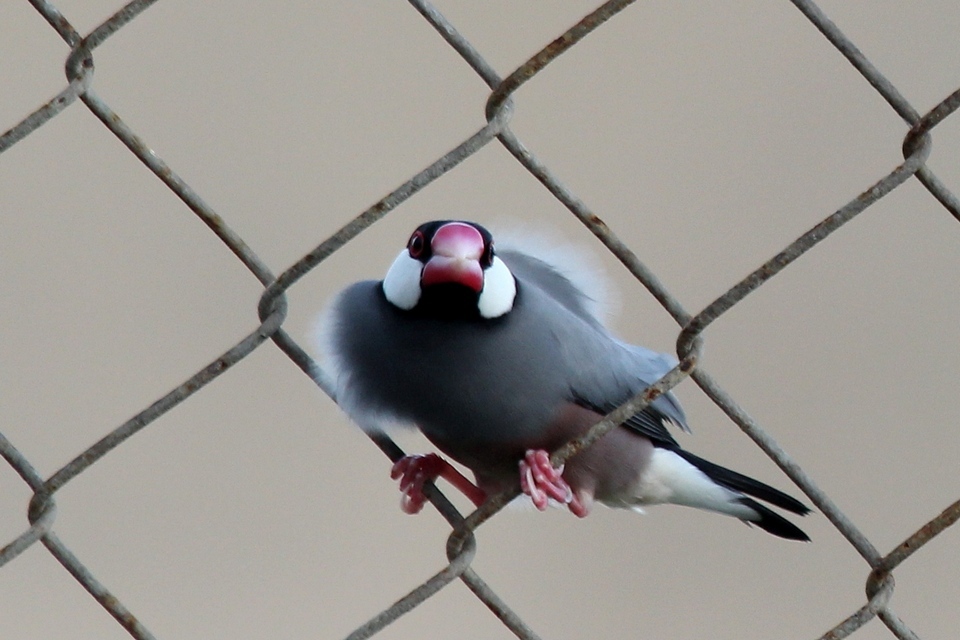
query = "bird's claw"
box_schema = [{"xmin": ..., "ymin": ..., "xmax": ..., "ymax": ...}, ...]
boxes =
[
  {"xmin": 519, "ymin": 449, "xmax": 573, "ymax": 511},
  {"xmin": 391, "ymin": 453, "xmax": 445, "ymax": 514},
  {"xmin": 390, "ymin": 453, "xmax": 487, "ymax": 514}
]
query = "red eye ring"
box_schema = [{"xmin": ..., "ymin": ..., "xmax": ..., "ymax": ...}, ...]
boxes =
[{"xmin": 408, "ymin": 231, "xmax": 426, "ymax": 258}]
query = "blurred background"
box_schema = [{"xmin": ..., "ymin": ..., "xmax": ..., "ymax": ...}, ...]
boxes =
[{"xmin": 1, "ymin": 1, "xmax": 958, "ymax": 638}]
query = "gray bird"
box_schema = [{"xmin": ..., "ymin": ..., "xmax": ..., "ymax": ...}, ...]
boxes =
[{"xmin": 324, "ymin": 220, "xmax": 810, "ymax": 540}]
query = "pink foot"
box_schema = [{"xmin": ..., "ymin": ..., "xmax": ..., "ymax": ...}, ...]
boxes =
[
  {"xmin": 519, "ymin": 449, "xmax": 574, "ymax": 511},
  {"xmin": 567, "ymin": 491, "xmax": 591, "ymax": 518},
  {"xmin": 390, "ymin": 453, "xmax": 487, "ymax": 514}
]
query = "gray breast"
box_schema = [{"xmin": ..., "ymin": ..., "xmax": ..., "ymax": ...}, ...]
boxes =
[{"xmin": 330, "ymin": 278, "xmax": 609, "ymax": 447}]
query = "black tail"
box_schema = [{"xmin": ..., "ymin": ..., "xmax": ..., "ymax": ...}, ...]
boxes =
[
  {"xmin": 737, "ymin": 498, "xmax": 810, "ymax": 541},
  {"xmin": 673, "ymin": 449, "xmax": 811, "ymax": 541},
  {"xmin": 673, "ymin": 449, "xmax": 810, "ymax": 514}
]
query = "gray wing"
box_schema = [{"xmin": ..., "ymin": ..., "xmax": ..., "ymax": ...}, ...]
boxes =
[
  {"xmin": 619, "ymin": 341, "xmax": 690, "ymax": 434},
  {"xmin": 568, "ymin": 340, "xmax": 690, "ymax": 449},
  {"xmin": 500, "ymin": 250, "xmax": 604, "ymax": 330},
  {"xmin": 504, "ymin": 249, "xmax": 690, "ymax": 446}
]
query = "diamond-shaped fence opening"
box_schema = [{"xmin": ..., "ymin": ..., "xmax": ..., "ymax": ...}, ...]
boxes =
[{"xmin": 2, "ymin": 1, "xmax": 959, "ymax": 639}]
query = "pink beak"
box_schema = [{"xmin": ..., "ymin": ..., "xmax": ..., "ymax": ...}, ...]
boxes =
[{"xmin": 421, "ymin": 222, "xmax": 485, "ymax": 292}]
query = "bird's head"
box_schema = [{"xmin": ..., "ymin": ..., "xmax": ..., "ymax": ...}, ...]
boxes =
[{"xmin": 382, "ymin": 220, "xmax": 516, "ymax": 319}]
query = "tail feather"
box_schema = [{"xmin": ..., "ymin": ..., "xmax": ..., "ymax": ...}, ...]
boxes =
[
  {"xmin": 673, "ymin": 449, "xmax": 811, "ymax": 516},
  {"xmin": 737, "ymin": 498, "xmax": 810, "ymax": 541}
]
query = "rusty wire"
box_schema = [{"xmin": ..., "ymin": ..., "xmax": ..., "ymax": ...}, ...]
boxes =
[{"xmin": 1, "ymin": 0, "xmax": 959, "ymax": 638}]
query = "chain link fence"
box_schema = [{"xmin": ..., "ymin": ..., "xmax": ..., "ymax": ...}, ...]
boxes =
[{"xmin": 2, "ymin": 0, "xmax": 959, "ymax": 638}]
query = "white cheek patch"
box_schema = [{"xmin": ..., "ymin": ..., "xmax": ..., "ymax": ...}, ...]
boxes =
[
  {"xmin": 382, "ymin": 250, "xmax": 423, "ymax": 310},
  {"xmin": 477, "ymin": 256, "xmax": 517, "ymax": 318}
]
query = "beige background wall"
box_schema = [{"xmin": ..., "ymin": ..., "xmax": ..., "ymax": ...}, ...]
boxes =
[{"xmin": 2, "ymin": 1, "xmax": 959, "ymax": 638}]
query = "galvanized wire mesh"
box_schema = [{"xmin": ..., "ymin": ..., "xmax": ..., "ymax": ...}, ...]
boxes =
[{"xmin": 2, "ymin": 1, "xmax": 958, "ymax": 638}]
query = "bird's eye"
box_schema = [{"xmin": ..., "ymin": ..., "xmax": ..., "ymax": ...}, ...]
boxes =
[
  {"xmin": 408, "ymin": 231, "xmax": 426, "ymax": 258},
  {"xmin": 481, "ymin": 242, "xmax": 494, "ymax": 267}
]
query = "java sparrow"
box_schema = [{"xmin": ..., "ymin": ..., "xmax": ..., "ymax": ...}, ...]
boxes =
[{"xmin": 324, "ymin": 220, "xmax": 810, "ymax": 540}]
